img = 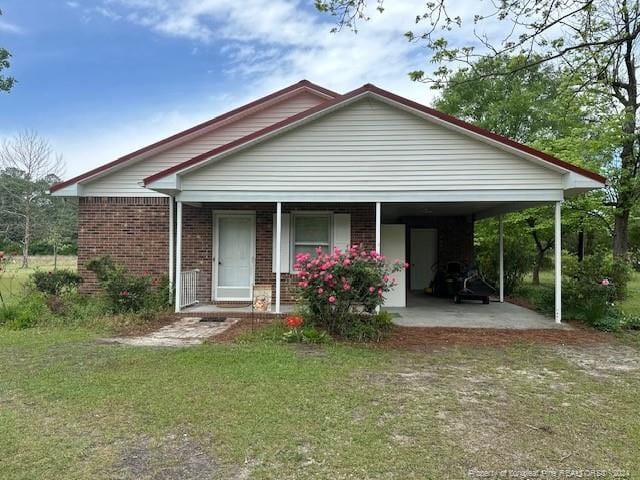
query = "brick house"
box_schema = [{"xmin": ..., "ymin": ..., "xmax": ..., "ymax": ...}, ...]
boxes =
[{"xmin": 50, "ymin": 80, "xmax": 605, "ymax": 322}]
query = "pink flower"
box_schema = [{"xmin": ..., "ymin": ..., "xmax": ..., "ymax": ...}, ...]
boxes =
[
  {"xmin": 383, "ymin": 274, "xmax": 389, "ymax": 282},
  {"xmin": 343, "ymin": 259, "xmax": 351, "ymax": 266},
  {"xmin": 296, "ymin": 252, "xmax": 311, "ymax": 262},
  {"xmin": 602, "ymin": 278, "xmax": 610, "ymax": 286},
  {"xmin": 316, "ymin": 246, "xmax": 323, "ymax": 254},
  {"xmin": 370, "ymin": 250, "xmax": 378, "ymax": 257},
  {"xmin": 343, "ymin": 284, "xmax": 351, "ymax": 291},
  {"xmin": 369, "ymin": 286, "xmax": 376, "ymax": 293},
  {"xmin": 378, "ymin": 289, "xmax": 384, "ymax": 297},
  {"xmin": 298, "ymin": 281, "xmax": 308, "ymax": 288},
  {"xmin": 317, "ymin": 287, "xmax": 324, "ymax": 294},
  {"xmin": 404, "ymin": 262, "xmax": 410, "ymax": 269},
  {"xmin": 328, "ymin": 295, "xmax": 336, "ymax": 304}
]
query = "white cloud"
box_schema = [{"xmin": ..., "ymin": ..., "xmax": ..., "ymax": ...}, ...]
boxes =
[
  {"xmin": 0, "ymin": 19, "xmax": 24, "ymax": 34},
  {"xmin": 54, "ymin": 0, "xmax": 512, "ymax": 176},
  {"xmin": 99, "ymin": 0, "xmax": 434, "ymax": 102}
]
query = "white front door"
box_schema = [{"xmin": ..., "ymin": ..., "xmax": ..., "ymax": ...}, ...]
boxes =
[
  {"xmin": 381, "ymin": 224, "xmax": 406, "ymax": 307},
  {"xmin": 215, "ymin": 214, "xmax": 255, "ymax": 301},
  {"xmin": 410, "ymin": 228, "xmax": 437, "ymax": 290}
]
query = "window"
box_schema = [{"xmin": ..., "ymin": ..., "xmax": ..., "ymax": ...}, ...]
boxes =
[{"xmin": 292, "ymin": 214, "xmax": 332, "ymax": 260}]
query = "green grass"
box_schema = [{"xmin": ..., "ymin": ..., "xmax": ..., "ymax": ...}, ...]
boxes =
[
  {"xmin": 1, "ymin": 326, "xmax": 640, "ymax": 479},
  {"xmin": 0, "ymin": 256, "xmax": 76, "ymax": 303},
  {"xmin": 621, "ymin": 272, "xmax": 640, "ymax": 316}
]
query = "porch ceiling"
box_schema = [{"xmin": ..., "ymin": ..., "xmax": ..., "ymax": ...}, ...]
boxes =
[{"xmin": 381, "ymin": 201, "xmax": 550, "ymax": 222}]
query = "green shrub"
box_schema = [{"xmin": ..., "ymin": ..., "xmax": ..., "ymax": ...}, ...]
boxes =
[
  {"xmin": 0, "ymin": 293, "xmax": 52, "ymax": 330},
  {"xmin": 30, "ymin": 269, "xmax": 82, "ymax": 296},
  {"xmin": 146, "ymin": 274, "xmax": 172, "ymax": 311},
  {"xmin": 282, "ymin": 325, "xmax": 331, "ymax": 344},
  {"xmin": 85, "ymin": 256, "xmax": 169, "ymax": 314},
  {"xmin": 293, "ymin": 245, "xmax": 406, "ymax": 338},
  {"xmin": 564, "ymin": 252, "xmax": 631, "ymax": 299},
  {"xmin": 58, "ymin": 292, "xmax": 110, "ymax": 323},
  {"xmin": 517, "ymin": 253, "xmax": 632, "ymax": 331},
  {"xmin": 621, "ymin": 313, "xmax": 640, "ymax": 330},
  {"xmin": 475, "ymin": 230, "xmax": 534, "ymax": 295},
  {"xmin": 335, "ymin": 311, "xmax": 394, "ymax": 342}
]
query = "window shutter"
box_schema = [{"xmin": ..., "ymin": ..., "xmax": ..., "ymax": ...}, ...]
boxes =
[
  {"xmin": 272, "ymin": 213, "xmax": 290, "ymax": 273},
  {"xmin": 333, "ymin": 214, "xmax": 351, "ymax": 252}
]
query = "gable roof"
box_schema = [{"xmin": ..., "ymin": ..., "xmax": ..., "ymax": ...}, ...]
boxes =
[
  {"xmin": 49, "ymin": 80, "xmax": 338, "ymax": 193},
  {"xmin": 143, "ymin": 83, "xmax": 606, "ymax": 187}
]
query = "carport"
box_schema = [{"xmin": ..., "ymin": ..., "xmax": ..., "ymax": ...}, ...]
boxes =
[{"xmin": 378, "ymin": 201, "xmax": 563, "ymax": 323}]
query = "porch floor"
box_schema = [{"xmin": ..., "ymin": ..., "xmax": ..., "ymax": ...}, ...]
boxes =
[
  {"xmin": 183, "ymin": 291, "xmax": 567, "ymax": 330},
  {"xmin": 182, "ymin": 303, "xmax": 295, "ymax": 315},
  {"xmin": 387, "ymin": 291, "xmax": 568, "ymax": 330}
]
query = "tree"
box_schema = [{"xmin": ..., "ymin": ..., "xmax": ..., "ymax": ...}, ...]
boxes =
[
  {"xmin": 0, "ymin": 131, "xmax": 64, "ymax": 267},
  {"xmin": 0, "ymin": 9, "xmax": 16, "ymax": 93},
  {"xmin": 317, "ymin": 0, "xmax": 640, "ymax": 259},
  {"xmin": 434, "ymin": 55, "xmax": 615, "ymax": 283}
]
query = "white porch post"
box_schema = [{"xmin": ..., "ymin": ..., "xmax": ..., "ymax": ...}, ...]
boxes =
[
  {"xmin": 499, "ymin": 215, "xmax": 504, "ymax": 303},
  {"xmin": 555, "ymin": 201, "xmax": 562, "ymax": 323},
  {"xmin": 275, "ymin": 201, "xmax": 282, "ymax": 314},
  {"xmin": 375, "ymin": 202, "xmax": 381, "ymax": 253},
  {"xmin": 174, "ymin": 201, "xmax": 183, "ymax": 313},
  {"xmin": 168, "ymin": 197, "xmax": 174, "ymax": 304},
  {"xmin": 375, "ymin": 202, "xmax": 381, "ymax": 313}
]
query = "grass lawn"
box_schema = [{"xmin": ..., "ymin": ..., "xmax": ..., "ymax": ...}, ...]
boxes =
[
  {"xmin": 1, "ymin": 325, "xmax": 639, "ymax": 479},
  {"xmin": 621, "ymin": 272, "xmax": 640, "ymax": 316},
  {"xmin": 0, "ymin": 256, "xmax": 77, "ymax": 303}
]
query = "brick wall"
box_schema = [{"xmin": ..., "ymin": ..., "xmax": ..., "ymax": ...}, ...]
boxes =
[
  {"xmin": 182, "ymin": 204, "xmax": 213, "ymax": 301},
  {"xmin": 186, "ymin": 202, "xmax": 376, "ymax": 303},
  {"xmin": 77, "ymin": 198, "xmax": 473, "ymax": 304},
  {"xmin": 78, "ymin": 197, "xmax": 169, "ymax": 293}
]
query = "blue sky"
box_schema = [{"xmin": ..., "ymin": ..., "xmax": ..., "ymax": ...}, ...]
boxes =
[{"xmin": 0, "ymin": 0, "xmax": 453, "ymax": 178}]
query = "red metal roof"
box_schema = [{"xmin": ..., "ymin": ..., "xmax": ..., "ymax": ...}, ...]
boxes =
[
  {"xmin": 143, "ymin": 83, "xmax": 606, "ymax": 186},
  {"xmin": 49, "ymin": 80, "xmax": 339, "ymax": 193}
]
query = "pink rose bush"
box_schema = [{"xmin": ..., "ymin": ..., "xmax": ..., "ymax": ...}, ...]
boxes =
[{"xmin": 293, "ymin": 244, "xmax": 407, "ymax": 334}]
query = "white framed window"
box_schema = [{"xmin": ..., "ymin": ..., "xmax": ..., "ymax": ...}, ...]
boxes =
[{"xmin": 291, "ymin": 213, "xmax": 333, "ymax": 261}]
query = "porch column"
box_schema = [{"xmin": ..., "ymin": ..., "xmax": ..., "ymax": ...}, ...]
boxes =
[
  {"xmin": 554, "ymin": 201, "xmax": 562, "ymax": 323},
  {"xmin": 375, "ymin": 202, "xmax": 381, "ymax": 313},
  {"xmin": 168, "ymin": 197, "xmax": 174, "ymax": 304},
  {"xmin": 275, "ymin": 201, "xmax": 282, "ymax": 314},
  {"xmin": 174, "ymin": 201, "xmax": 183, "ymax": 313},
  {"xmin": 375, "ymin": 202, "xmax": 381, "ymax": 253},
  {"xmin": 499, "ymin": 215, "xmax": 504, "ymax": 303}
]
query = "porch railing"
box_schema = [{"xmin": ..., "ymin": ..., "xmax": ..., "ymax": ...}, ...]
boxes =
[{"xmin": 179, "ymin": 269, "xmax": 200, "ymax": 309}]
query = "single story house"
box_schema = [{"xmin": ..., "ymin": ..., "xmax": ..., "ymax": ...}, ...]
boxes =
[{"xmin": 50, "ymin": 80, "xmax": 605, "ymax": 322}]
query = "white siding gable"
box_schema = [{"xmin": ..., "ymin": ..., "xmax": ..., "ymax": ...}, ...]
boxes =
[
  {"xmin": 180, "ymin": 98, "xmax": 564, "ymax": 193},
  {"xmin": 82, "ymin": 91, "xmax": 326, "ymax": 196}
]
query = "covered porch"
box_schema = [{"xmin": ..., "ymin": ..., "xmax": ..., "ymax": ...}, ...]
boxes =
[
  {"xmin": 181, "ymin": 291, "xmax": 564, "ymax": 330},
  {"xmin": 170, "ymin": 199, "xmax": 564, "ymax": 326}
]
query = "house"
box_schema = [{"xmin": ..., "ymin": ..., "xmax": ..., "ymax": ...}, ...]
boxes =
[{"xmin": 50, "ymin": 80, "xmax": 605, "ymax": 322}]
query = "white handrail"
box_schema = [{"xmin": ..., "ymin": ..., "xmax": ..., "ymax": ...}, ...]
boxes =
[{"xmin": 179, "ymin": 269, "xmax": 200, "ymax": 309}]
